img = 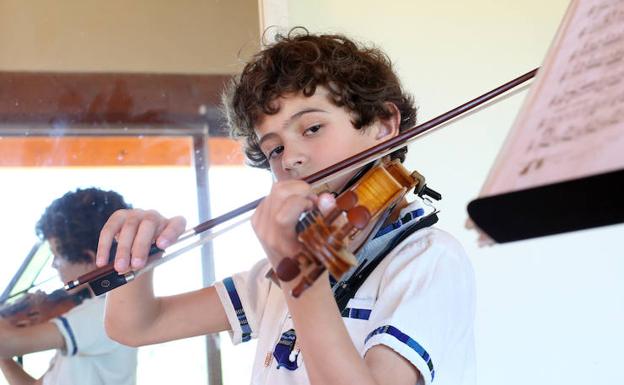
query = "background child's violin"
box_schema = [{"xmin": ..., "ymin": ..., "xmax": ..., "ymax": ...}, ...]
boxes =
[{"xmin": 0, "ymin": 288, "xmax": 91, "ymax": 327}]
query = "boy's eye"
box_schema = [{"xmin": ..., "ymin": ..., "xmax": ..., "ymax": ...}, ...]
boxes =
[
  {"xmin": 303, "ymin": 124, "xmax": 322, "ymax": 136},
  {"xmin": 268, "ymin": 145, "xmax": 284, "ymax": 159}
]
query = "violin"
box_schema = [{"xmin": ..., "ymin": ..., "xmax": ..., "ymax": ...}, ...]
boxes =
[
  {"xmin": 275, "ymin": 158, "xmax": 435, "ymax": 297},
  {"xmin": 0, "ymin": 288, "xmax": 91, "ymax": 327},
  {"xmin": 66, "ymin": 68, "xmax": 538, "ymax": 297}
]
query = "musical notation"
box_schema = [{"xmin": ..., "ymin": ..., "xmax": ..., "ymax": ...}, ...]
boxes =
[{"xmin": 482, "ymin": 0, "xmax": 624, "ymax": 196}]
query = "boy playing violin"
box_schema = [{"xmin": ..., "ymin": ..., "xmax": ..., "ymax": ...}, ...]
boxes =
[
  {"xmin": 100, "ymin": 29, "xmax": 476, "ymax": 385},
  {"xmin": 0, "ymin": 188, "xmax": 137, "ymax": 385}
]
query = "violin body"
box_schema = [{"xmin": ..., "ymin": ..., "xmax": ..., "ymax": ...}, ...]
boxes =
[
  {"xmin": 276, "ymin": 158, "xmax": 427, "ymax": 297},
  {"xmin": 0, "ymin": 288, "xmax": 91, "ymax": 327}
]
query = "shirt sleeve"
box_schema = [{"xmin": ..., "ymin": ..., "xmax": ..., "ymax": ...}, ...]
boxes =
[
  {"xmin": 363, "ymin": 228, "xmax": 476, "ymax": 385},
  {"xmin": 51, "ymin": 298, "xmax": 117, "ymax": 356},
  {"xmin": 214, "ymin": 259, "xmax": 273, "ymax": 345}
]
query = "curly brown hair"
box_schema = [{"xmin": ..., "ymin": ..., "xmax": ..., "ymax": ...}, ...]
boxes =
[
  {"xmin": 224, "ymin": 28, "xmax": 417, "ymax": 169},
  {"xmin": 36, "ymin": 188, "xmax": 131, "ymax": 265}
]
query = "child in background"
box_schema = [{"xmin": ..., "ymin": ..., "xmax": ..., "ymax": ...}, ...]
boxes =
[{"xmin": 0, "ymin": 188, "xmax": 137, "ymax": 385}]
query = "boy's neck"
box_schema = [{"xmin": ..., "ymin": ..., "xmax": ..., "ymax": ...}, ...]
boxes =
[{"xmin": 385, "ymin": 198, "xmax": 409, "ymax": 224}]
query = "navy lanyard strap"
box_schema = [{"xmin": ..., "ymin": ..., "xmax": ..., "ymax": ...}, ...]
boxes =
[{"xmin": 334, "ymin": 212, "xmax": 439, "ymax": 312}]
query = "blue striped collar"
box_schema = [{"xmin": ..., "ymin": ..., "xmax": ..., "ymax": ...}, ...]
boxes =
[{"xmin": 374, "ymin": 206, "xmax": 425, "ymax": 238}]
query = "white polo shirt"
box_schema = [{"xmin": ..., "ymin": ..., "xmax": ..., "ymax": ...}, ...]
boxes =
[
  {"xmin": 215, "ymin": 226, "xmax": 476, "ymax": 385},
  {"xmin": 45, "ymin": 296, "xmax": 137, "ymax": 385}
]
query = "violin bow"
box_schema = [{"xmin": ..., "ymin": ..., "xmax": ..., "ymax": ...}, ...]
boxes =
[{"xmin": 67, "ymin": 67, "xmax": 539, "ymax": 296}]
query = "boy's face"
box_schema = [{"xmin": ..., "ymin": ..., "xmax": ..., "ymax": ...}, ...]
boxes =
[
  {"xmin": 255, "ymin": 87, "xmax": 396, "ymax": 192},
  {"xmin": 49, "ymin": 238, "xmax": 97, "ymax": 284}
]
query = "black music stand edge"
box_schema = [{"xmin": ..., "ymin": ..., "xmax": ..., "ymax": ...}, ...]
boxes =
[{"xmin": 467, "ymin": 168, "xmax": 624, "ymax": 243}]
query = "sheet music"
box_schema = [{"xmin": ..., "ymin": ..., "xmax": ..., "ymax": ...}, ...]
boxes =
[{"xmin": 482, "ymin": 0, "xmax": 624, "ymax": 196}]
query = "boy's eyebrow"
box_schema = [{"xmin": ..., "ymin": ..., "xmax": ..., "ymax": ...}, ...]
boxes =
[
  {"xmin": 258, "ymin": 108, "xmax": 328, "ymax": 147},
  {"xmin": 283, "ymin": 108, "xmax": 327, "ymax": 129}
]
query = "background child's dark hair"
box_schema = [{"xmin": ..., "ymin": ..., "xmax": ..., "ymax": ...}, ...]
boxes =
[
  {"xmin": 36, "ymin": 188, "xmax": 131, "ymax": 264},
  {"xmin": 224, "ymin": 27, "xmax": 417, "ymax": 169}
]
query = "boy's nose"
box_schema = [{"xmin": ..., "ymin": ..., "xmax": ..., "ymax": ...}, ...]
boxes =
[{"xmin": 282, "ymin": 149, "xmax": 308, "ymax": 176}]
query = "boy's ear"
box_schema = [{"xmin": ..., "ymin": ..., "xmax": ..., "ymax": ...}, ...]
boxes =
[
  {"xmin": 374, "ymin": 102, "xmax": 401, "ymax": 141},
  {"xmin": 84, "ymin": 249, "xmax": 98, "ymax": 264}
]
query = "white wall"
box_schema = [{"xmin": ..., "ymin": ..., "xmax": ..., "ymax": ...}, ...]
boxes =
[{"xmin": 283, "ymin": 1, "xmax": 624, "ymax": 384}]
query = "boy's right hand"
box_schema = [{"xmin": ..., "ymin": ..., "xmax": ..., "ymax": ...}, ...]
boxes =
[{"xmin": 95, "ymin": 209, "xmax": 186, "ymax": 273}]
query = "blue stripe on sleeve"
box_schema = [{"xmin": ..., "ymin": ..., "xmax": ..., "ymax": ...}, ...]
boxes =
[
  {"xmin": 223, "ymin": 277, "xmax": 252, "ymax": 342},
  {"xmin": 365, "ymin": 325, "xmax": 435, "ymax": 381},
  {"xmin": 58, "ymin": 316, "xmax": 78, "ymax": 356}
]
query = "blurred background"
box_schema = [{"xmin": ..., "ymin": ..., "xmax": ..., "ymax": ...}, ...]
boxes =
[{"xmin": 1, "ymin": 1, "xmax": 622, "ymax": 384}]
